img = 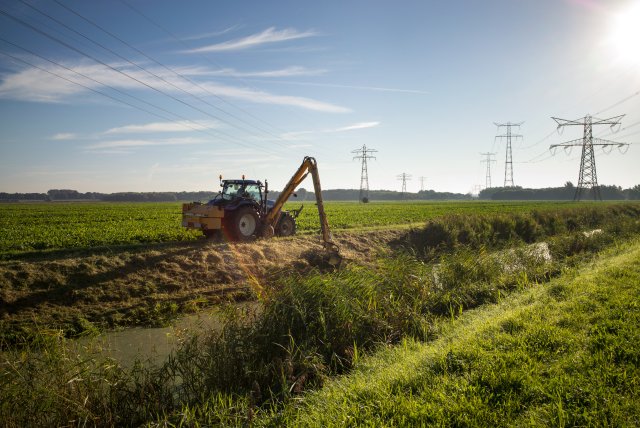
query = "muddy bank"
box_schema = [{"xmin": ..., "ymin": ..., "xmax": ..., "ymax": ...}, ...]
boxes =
[{"xmin": 0, "ymin": 229, "xmax": 405, "ymax": 340}]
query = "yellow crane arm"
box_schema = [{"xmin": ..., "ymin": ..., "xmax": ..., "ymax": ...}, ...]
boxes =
[{"xmin": 265, "ymin": 156, "xmax": 336, "ymax": 250}]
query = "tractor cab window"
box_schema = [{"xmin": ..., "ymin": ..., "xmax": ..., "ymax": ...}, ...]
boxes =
[
  {"xmin": 244, "ymin": 184, "xmax": 262, "ymax": 202},
  {"xmin": 221, "ymin": 183, "xmax": 242, "ymax": 200}
]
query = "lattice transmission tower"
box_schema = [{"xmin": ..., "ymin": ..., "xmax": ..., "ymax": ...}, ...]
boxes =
[
  {"xmin": 550, "ymin": 114, "xmax": 628, "ymax": 201},
  {"xmin": 419, "ymin": 176, "xmax": 427, "ymax": 192},
  {"xmin": 480, "ymin": 152, "xmax": 496, "ymax": 189},
  {"xmin": 494, "ymin": 122, "xmax": 523, "ymax": 187},
  {"xmin": 352, "ymin": 145, "xmax": 377, "ymax": 203},
  {"xmin": 397, "ymin": 173, "xmax": 412, "ymax": 199}
]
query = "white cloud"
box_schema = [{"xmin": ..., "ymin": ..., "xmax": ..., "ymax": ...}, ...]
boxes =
[
  {"xmin": 0, "ymin": 60, "xmax": 348, "ymax": 112},
  {"xmin": 196, "ymin": 81, "xmax": 350, "ymax": 113},
  {"xmin": 184, "ymin": 66, "xmax": 327, "ymax": 78},
  {"xmin": 287, "ymin": 143, "xmax": 313, "ymax": 148},
  {"xmin": 192, "ymin": 148, "xmax": 261, "ymax": 157},
  {"xmin": 334, "ymin": 121, "xmax": 380, "ymax": 132},
  {"xmin": 181, "ymin": 25, "xmax": 242, "ymax": 41},
  {"xmin": 235, "ymin": 66, "xmax": 326, "ymax": 77},
  {"xmin": 51, "ymin": 132, "xmax": 78, "ymax": 140},
  {"xmin": 281, "ymin": 121, "xmax": 380, "ymax": 140},
  {"xmin": 104, "ymin": 120, "xmax": 219, "ymax": 134},
  {"xmin": 0, "ymin": 63, "xmax": 84, "ymax": 102},
  {"xmin": 0, "ymin": 60, "xmax": 140, "ymax": 102},
  {"xmin": 87, "ymin": 137, "xmax": 205, "ymax": 150},
  {"xmin": 89, "ymin": 149, "xmax": 134, "ymax": 155},
  {"xmin": 244, "ymin": 79, "xmax": 430, "ymax": 95},
  {"xmin": 182, "ymin": 27, "xmax": 318, "ymax": 53},
  {"xmin": 280, "ymin": 130, "xmax": 315, "ymax": 140}
]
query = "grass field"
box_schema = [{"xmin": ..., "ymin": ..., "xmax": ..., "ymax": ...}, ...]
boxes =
[
  {"xmin": 2, "ymin": 209, "xmax": 639, "ymax": 426},
  {"xmin": 268, "ymin": 239, "xmax": 640, "ymax": 427},
  {"xmin": 0, "ymin": 200, "xmax": 605, "ymax": 255},
  {"xmin": 2, "ymin": 202, "xmax": 640, "ymax": 426}
]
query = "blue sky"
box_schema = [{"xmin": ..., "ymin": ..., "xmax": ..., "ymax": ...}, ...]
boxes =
[{"xmin": 0, "ymin": 0, "xmax": 639, "ymax": 194}]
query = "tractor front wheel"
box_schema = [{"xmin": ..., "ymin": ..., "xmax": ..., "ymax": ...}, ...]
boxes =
[
  {"xmin": 230, "ymin": 207, "xmax": 259, "ymax": 241},
  {"xmin": 276, "ymin": 213, "xmax": 296, "ymax": 237}
]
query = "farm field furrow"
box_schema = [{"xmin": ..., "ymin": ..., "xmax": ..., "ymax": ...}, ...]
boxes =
[{"xmin": 0, "ymin": 200, "xmax": 597, "ymax": 255}]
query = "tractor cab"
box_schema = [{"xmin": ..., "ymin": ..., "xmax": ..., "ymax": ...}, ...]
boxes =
[{"xmin": 219, "ymin": 180, "xmax": 263, "ymax": 203}]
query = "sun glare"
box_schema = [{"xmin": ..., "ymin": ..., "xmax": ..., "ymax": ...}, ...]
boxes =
[{"xmin": 608, "ymin": 2, "xmax": 640, "ymax": 66}]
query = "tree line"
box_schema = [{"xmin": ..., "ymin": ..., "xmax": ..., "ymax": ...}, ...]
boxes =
[
  {"xmin": 1, "ymin": 183, "xmax": 639, "ymax": 202},
  {"xmin": 478, "ymin": 182, "xmax": 640, "ymax": 200},
  {"xmin": 0, "ymin": 188, "xmax": 473, "ymax": 202}
]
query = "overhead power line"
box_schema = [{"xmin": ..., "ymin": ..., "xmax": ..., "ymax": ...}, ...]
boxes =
[
  {"xmin": 0, "ymin": 44, "xmax": 284, "ymax": 155},
  {"xmin": 596, "ymin": 118, "xmax": 640, "ymax": 138},
  {"xmin": 117, "ymin": 0, "xmax": 295, "ymax": 139},
  {"xmin": 8, "ymin": 1, "xmax": 274, "ymax": 144},
  {"xmin": 0, "ymin": 6, "xmax": 289, "ymax": 154},
  {"xmin": 595, "ymin": 90, "xmax": 640, "ymax": 116},
  {"xmin": 47, "ymin": 0, "xmax": 291, "ymax": 148},
  {"xmin": 0, "ymin": 48, "xmax": 168, "ymax": 120}
]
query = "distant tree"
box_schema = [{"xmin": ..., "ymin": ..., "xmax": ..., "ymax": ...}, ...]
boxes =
[
  {"xmin": 599, "ymin": 185, "xmax": 625, "ymax": 200},
  {"xmin": 47, "ymin": 189, "xmax": 82, "ymax": 200},
  {"xmin": 625, "ymin": 184, "xmax": 640, "ymax": 200},
  {"xmin": 294, "ymin": 188, "xmax": 308, "ymax": 201},
  {"xmin": 0, "ymin": 192, "xmax": 47, "ymax": 201}
]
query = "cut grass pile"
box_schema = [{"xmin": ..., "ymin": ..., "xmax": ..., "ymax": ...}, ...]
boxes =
[{"xmin": 275, "ymin": 240, "xmax": 640, "ymax": 427}]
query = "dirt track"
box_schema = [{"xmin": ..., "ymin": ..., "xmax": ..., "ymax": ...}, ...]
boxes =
[{"xmin": 0, "ymin": 230, "xmax": 406, "ymax": 337}]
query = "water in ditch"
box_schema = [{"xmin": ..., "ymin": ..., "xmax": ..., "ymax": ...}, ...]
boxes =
[{"xmin": 75, "ymin": 302, "xmax": 253, "ymax": 367}]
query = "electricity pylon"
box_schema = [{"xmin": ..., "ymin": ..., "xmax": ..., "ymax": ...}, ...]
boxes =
[
  {"xmin": 352, "ymin": 145, "xmax": 377, "ymax": 203},
  {"xmin": 550, "ymin": 114, "xmax": 628, "ymax": 201},
  {"xmin": 494, "ymin": 122, "xmax": 523, "ymax": 187},
  {"xmin": 397, "ymin": 173, "xmax": 412, "ymax": 199},
  {"xmin": 419, "ymin": 176, "xmax": 427, "ymax": 192},
  {"xmin": 480, "ymin": 152, "xmax": 496, "ymax": 189}
]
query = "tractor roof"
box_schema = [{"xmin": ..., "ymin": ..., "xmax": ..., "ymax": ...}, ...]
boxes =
[{"xmin": 223, "ymin": 179, "xmax": 261, "ymax": 185}]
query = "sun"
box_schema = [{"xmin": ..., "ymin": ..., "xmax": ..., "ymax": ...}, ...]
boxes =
[{"xmin": 608, "ymin": 2, "xmax": 640, "ymax": 66}]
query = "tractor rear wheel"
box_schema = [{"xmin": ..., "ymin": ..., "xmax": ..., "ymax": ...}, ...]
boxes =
[
  {"xmin": 276, "ymin": 213, "xmax": 296, "ymax": 237},
  {"xmin": 230, "ymin": 207, "xmax": 259, "ymax": 241}
]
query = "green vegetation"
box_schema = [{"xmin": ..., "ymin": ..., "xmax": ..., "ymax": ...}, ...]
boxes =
[
  {"xmin": 2, "ymin": 203, "xmax": 638, "ymax": 343},
  {"xmin": 294, "ymin": 200, "xmax": 582, "ymax": 232},
  {"xmin": 0, "ymin": 200, "xmax": 619, "ymax": 255},
  {"xmin": 275, "ymin": 240, "xmax": 640, "ymax": 427},
  {"xmin": 1, "ymin": 203, "xmax": 639, "ymax": 426},
  {"xmin": 0, "ymin": 202, "xmax": 200, "ymax": 256}
]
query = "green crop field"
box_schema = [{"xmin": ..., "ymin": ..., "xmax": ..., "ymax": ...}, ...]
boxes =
[
  {"xmin": 293, "ymin": 200, "xmax": 581, "ymax": 230},
  {"xmin": 0, "ymin": 202, "xmax": 200, "ymax": 255},
  {"xmin": 0, "ymin": 200, "xmax": 617, "ymax": 255}
]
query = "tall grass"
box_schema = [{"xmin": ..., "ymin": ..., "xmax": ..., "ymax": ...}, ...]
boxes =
[
  {"xmin": 2, "ymin": 204, "xmax": 639, "ymax": 426},
  {"xmin": 277, "ymin": 239, "xmax": 640, "ymax": 427},
  {"xmin": 400, "ymin": 204, "xmax": 640, "ymax": 259}
]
